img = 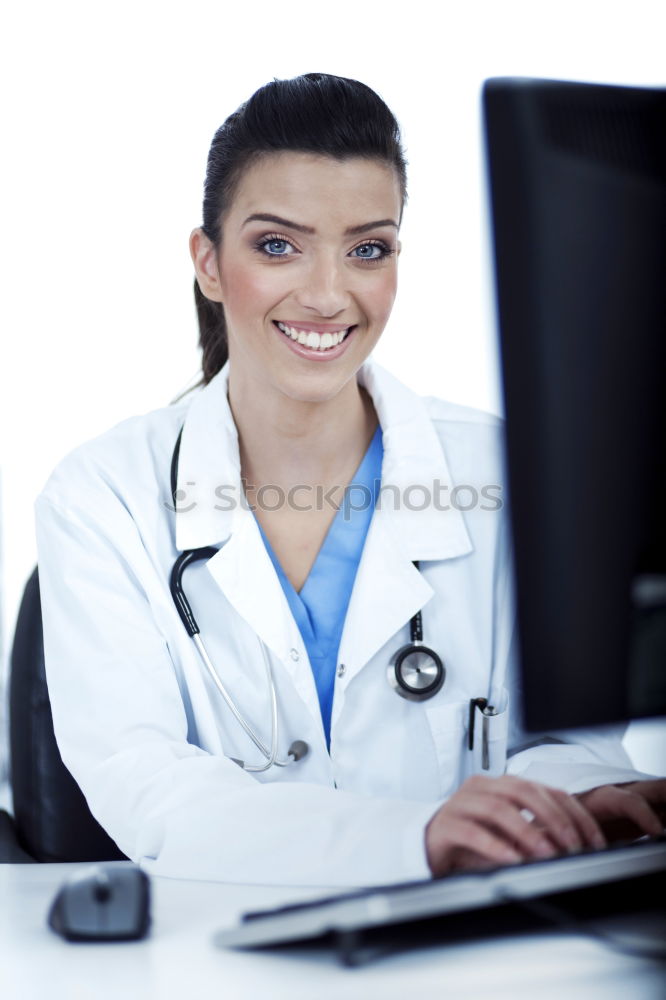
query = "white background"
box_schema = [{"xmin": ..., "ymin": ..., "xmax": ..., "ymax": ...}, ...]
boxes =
[{"xmin": 1, "ymin": 0, "xmax": 664, "ymax": 778}]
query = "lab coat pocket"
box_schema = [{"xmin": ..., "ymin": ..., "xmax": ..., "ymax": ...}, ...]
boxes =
[
  {"xmin": 466, "ymin": 691, "xmax": 510, "ymax": 779},
  {"xmin": 423, "ymin": 700, "xmax": 470, "ymax": 800}
]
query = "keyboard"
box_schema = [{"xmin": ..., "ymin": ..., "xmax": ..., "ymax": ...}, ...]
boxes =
[{"xmin": 213, "ymin": 835, "xmax": 666, "ymax": 951}]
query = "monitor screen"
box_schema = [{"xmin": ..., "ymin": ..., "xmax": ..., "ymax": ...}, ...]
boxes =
[{"xmin": 483, "ymin": 77, "xmax": 666, "ymax": 731}]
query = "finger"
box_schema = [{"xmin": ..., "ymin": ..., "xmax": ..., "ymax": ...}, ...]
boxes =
[
  {"xmin": 618, "ymin": 780, "xmax": 666, "ymax": 820},
  {"xmin": 457, "ymin": 796, "xmax": 561, "ymax": 861},
  {"xmin": 429, "ymin": 816, "xmax": 523, "ymax": 875},
  {"xmin": 447, "ymin": 844, "xmax": 518, "ymax": 873},
  {"xmin": 491, "ymin": 777, "xmax": 603, "ymax": 852},
  {"xmin": 548, "ymin": 788, "xmax": 607, "ymax": 849},
  {"xmin": 594, "ymin": 788, "xmax": 664, "ymax": 838}
]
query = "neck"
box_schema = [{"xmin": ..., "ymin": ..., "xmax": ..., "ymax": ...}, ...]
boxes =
[{"xmin": 227, "ymin": 368, "xmax": 378, "ymax": 490}]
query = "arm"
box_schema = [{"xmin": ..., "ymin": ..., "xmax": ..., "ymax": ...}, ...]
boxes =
[
  {"xmin": 428, "ymin": 599, "xmax": 663, "ymax": 874},
  {"xmin": 420, "ymin": 506, "xmax": 663, "ymax": 877},
  {"xmin": 498, "ymin": 578, "xmax": 665, "ymax": 848},
  {"xmin": 502, "ymin": 638, "xmax": 662, "ymax": 794},
  {"xmin": 489, "ymin": 507, "xmax": 659, "ymax": 794}
]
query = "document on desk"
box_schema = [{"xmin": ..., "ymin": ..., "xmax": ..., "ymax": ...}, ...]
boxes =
[{"xmin": 213, "ymin": 835, "xmax": 666, "ymax": 951}]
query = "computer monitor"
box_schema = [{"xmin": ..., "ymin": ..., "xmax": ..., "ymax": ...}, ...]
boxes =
[{"xmin": 483, "ymin": 77, "xmax": 666, "ymax": 732}]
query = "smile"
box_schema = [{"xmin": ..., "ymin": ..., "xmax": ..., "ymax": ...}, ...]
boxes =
[{"xmin": 274, "ymin": 321, "xmax": 355, "ymax": 353}]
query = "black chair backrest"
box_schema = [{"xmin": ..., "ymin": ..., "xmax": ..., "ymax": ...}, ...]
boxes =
[{"xmin": 9, "ymin": 567, "xmax": 127, "ymax": 862}]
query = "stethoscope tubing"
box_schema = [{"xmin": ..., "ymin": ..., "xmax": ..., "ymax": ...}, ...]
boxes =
[
  {"xmin": 169, "ymin": 429, "xmax": 296, "ymax": 770},
  {"xmin": 192, "ymin": 632, "xmax": 292, "ymax": 771}
]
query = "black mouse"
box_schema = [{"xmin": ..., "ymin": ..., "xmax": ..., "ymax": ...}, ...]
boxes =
[{"xmin": 47, "ymin": 863, "xmax": 151, "ymax": 941}]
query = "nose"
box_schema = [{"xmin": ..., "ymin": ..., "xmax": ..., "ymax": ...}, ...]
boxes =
[{"xmin": 293, "ymin": 252, "xmax": 352, "ymax": 318}]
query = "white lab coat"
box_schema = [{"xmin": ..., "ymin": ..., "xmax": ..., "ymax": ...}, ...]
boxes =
[{"xmin": 34, "ymin": 359, "xmax": 648, "ymax": 887}]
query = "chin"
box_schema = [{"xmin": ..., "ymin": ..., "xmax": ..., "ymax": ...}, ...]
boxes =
[{"xmin": 275, "ymin": 366, "xmax": 359, "ymax": 406}]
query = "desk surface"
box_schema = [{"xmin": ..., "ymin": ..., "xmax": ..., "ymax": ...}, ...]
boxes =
[{"xmin": 2, "ymin": 862, "xmax": 665, "ymax": 1000}]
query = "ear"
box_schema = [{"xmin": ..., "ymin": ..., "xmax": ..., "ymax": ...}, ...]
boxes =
[
  {"xmin": 189, "ymin": 228, "xmax": 223, "ymax": 302},
  {"xmin": 397, "ymin": 239, "xmax": 402, "ymax": 256}
]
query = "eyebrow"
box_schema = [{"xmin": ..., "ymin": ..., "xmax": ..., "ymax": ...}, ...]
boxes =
[{"xmin": 241, "ymin": 213, "xmax": 398, "ymax": 236}]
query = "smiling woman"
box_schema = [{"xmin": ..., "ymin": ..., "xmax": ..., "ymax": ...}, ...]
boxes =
[
  {"xmin": 33, "ymin": 72, "xmax": 665, "ymax": 887},
  {"xmin": 189, "ymin": 74, "xmax": 407, "ymax": 388},
  {"xmin": 191, "ymin": 153, "xmax": 400, "ymax": 404}
]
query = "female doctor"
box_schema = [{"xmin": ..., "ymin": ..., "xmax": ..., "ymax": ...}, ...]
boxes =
[{"xmin": 35, "ymin": 73, "xmax": 665, "ymax": 886}]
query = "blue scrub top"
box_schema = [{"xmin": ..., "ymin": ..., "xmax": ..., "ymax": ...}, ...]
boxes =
[{"xmin": 254, "ymin": 424, "xmax": 383, "ymax": 748}]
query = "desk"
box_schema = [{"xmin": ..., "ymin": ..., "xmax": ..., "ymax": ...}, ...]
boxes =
[{"xmin": 2, "ymin": 862, "xmax": 664, "ymax": 1000}]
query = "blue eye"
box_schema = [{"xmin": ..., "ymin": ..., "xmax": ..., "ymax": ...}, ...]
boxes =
[
  {"xmin": 258, "ymin": 238, "xmax": 293, "ymax": 256},
  {"xmin": 353, "ymin": 241, "xmax": 396, "ymax": 262},
  {"xmin": 354, "ymin": 243, "xmax": 382, "ymax": 259}
]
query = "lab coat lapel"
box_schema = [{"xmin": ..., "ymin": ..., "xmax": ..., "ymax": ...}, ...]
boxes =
[
  {"xmin": 204, "ymin": 514, "xmax": 294, "ymax": 658},
  {"xmin": 337, "ymin": 513, "xmax": 433, "ymax": 681},
  {"xmin": 174, "ymin": 362, "xmax": 240, "ymax": 553},
  {"xmin": 205, "ymin": 513, "xmax": 318, "ymax": 706}
]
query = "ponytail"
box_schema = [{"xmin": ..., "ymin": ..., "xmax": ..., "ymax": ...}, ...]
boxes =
[{"xmin": 194, "ymin": 278, "xmax": 228, "ymax": 385}]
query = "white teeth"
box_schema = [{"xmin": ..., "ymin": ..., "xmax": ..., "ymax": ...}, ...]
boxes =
[{"xmin": 275, "ymin": 322, "xmax": 352, "ymax": 351}]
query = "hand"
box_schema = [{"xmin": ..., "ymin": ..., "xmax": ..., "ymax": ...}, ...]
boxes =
[
  {"xmin": 575, "ymin": 778, "xmax": 666, "ymax": 844},
  {"xmin": 425, "ymin": 774, "xmax": 607, "ymax": 877}
]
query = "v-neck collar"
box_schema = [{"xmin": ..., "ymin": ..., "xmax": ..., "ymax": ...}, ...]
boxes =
[
  {"xmin": 302, "ymin": 422, "xmax": 382, "ymax": 598},
  {"xmin": 255, "ymin": 423, "xmax": 383, "ymax": 651}
]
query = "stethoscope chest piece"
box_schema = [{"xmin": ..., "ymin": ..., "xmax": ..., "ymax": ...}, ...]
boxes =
[
  {"xmin": 388, "ymin": 562, "xmax": 445, "ymax": 701},
  {"xmin": 388, "ymin": 643, "xmax": 445, "ymax": 701}
]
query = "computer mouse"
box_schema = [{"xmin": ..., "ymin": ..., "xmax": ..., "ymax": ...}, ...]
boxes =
[{"xmin": 47, "ymin": 863, "xmax": 151, "ymax": 941}]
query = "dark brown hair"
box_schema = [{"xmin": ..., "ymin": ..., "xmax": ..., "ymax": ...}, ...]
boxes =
[{"xmin": 193, "ymin": 72, "xmax": 408, "ymax": 385}]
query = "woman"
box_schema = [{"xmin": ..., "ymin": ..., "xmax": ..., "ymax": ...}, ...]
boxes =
[{"xmin": 35, "ymin": 73, "xmax": 664, "ymax": 886}]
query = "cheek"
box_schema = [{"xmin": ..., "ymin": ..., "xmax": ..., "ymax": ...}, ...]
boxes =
[
  {"xmin": 365, "ymin": 271, "xmax": 398, "ymax": 322},
  {"xmin": 221, "ymin": 262, "xmax": 284, "ymax": 319}
]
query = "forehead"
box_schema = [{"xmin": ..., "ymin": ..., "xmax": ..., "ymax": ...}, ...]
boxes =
[{"xmin": 226, "ymin": 152, "xmax": 402, "ymax": 229}]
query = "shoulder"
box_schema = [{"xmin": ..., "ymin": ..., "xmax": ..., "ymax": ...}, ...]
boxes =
[
  {"xmin": 424, "ymin": 394, "xmax": 503, "ymax": 439},
  {"xmin": 424, "ymin": 394, "xmax": 502, "ymax": 431},
  {"xmin": 37, "ymin": 391, "xmax": 197, "ymax": 512},
  {"xmin": 364, "ymin": 357, "xmax": 502, "ymax": 438},
  {"xmin": 425, "ymin": 395, "xmax": 506, "ymax": 494},
  {"xmin": 363, "ymin": 358, "xmax": 505, "ymax": 484},
  {"xmin": 425, "ymin": 395, "xmax": 504, "ymax": 460}
]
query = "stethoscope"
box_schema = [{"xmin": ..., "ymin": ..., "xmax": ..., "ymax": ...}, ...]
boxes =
[{"xmin": 168, "ymin": 426, "xmax": 446, "ymax": 770}]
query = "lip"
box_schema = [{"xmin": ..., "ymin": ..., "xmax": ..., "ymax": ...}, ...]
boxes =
[
  {"xmin": 275, "ymin": 320, "xmax": 356, "ymax": 333},
  {"xmin": 272, "ymin": 321, "xmax": 357, "ymax": 362}
]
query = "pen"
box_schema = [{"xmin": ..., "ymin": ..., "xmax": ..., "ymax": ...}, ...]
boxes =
[{"xmin": 481, "ymin": 704, "xmax": 497, "ymax": 770}]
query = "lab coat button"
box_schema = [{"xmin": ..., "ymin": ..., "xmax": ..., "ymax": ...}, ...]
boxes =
[
  {"xmin": 289, "ymin": 648, "xmax": 300, "ymax": 661},
  {"xmin": 337, "ymin": 663, "xmax": 346, "ymax": 678}
]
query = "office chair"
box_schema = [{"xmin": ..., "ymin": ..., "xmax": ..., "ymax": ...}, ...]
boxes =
[{"xmin": 1, "ymin": 567, "xmax": 127, "ymax": 862}]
